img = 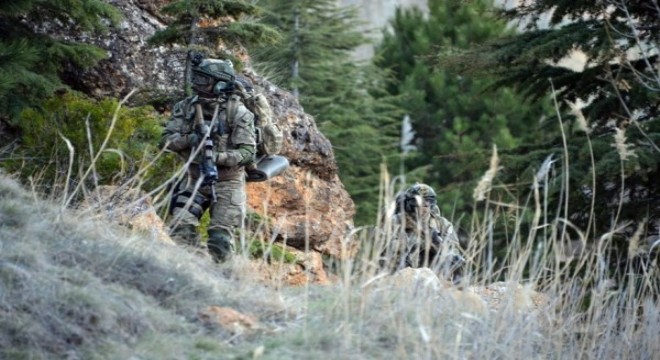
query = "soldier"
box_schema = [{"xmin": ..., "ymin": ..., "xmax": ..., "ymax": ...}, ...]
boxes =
[
  {"xmin": 384, "ymin": 183, "xmax": 465, "ymax": 282},
  {"xmin": 161, "ymin": 55, "xmax": 256, "ymax": 262}
]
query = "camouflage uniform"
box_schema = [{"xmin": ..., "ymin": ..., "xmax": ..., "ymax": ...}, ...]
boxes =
[
  {"xmin": 385, "ymin": 183, "xmax": 465, "ymax": 281},
  {"xmin": 162, "ymin": 59, "xmax": 256, "ymax": 262}
]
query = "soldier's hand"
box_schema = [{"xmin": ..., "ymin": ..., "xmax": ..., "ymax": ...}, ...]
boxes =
[
  {"xmin": 187, "ymin": 133, "xmax": 201, "ymax": 148},
  {"xmin": 215, "ymin": 151, "xmax": 227, "ymax": 164},
  {"xmin": 431, "ymin": 229, "xmax": 443, "ymax": 244},
  {"xmin": 215, "ymin": 151, "xmax": 240, "ymax": 167}
]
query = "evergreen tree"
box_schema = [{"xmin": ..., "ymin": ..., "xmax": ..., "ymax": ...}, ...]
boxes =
[
  {"xmin": 250, "ymin": 0, "xmax": 364, "ymax": 101},
  {"xmin": 374, "ymin": 1, "xmax": 551, "ymax": 218},
  {"xmin": 148, "ymin": 0, "xmax": 279, "ymax": 94},
  {"xmin": 0, "ymin": 0, "xmax": 120, "ymax": 120},
  {"xmin": 442, "ymin": 0, "xmax": 660, "ymax": 279},
  {"xmin": 252, "ymin": 0, "xmax": 404, "ymax": 224}
]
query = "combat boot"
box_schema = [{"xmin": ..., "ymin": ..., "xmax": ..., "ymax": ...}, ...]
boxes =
[
  {"xmin": 207, "ymin": 229, "xmax": 234, "ymax": 262},
  {"xmin": 170, "ymin": 224, "xmax": 200, "ymax": 247}
]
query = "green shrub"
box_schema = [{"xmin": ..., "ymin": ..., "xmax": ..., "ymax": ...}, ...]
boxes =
[
  {"xmin": 5, "ymin": 92, "xmax": 177, "ymax": 194},
  {"xmin": 248, "ymin": 239, "xmax": 298, "ymax": 264}
]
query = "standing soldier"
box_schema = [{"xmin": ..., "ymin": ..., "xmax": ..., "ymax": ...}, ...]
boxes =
[
  {"xmin": 161, "ymin": 55, "xmax": 256, "ymax": 262},
  {"xmin": 384, "ymin": 183, "xmax": 465, "ymax": 282}
]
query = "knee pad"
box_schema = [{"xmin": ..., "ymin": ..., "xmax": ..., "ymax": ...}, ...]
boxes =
[
  {"xmin": 207, "ymin": 229, "xmax": 234, "ymax": 262},
  {"xmin": 171, "ymin": 190, "xmax": 210, "ymax": 220}
]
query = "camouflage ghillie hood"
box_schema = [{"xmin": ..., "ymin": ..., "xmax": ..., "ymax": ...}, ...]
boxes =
[{"xmin": 405, "ymin": 183, "xmax": 436, "ymax": 201}]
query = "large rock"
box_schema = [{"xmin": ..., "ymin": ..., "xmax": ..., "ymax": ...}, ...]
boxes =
[
  {"xmin": 37, "ymin": 0, "xmax": 356, "ymax": 258},
  {"xmin": 244, "ymin": 73, "xmax": 356, "ymax": 258},
  {"xmin": 366, "ymin": 268, "xmax": 550, "ymax": 316}
]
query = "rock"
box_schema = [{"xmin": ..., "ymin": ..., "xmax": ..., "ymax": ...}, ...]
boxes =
[
  {"xmin": 236, "ymin": 247, "xmax": 331, "ymax": 287},
  {"xmin": 366, "ymin": 268, "xmax": 548, "ymax": 317},
  {"xmin": 445, "ymin": 287, "xmax": 488, "ymax": 316},
  {"xmin": 198, "ymin": 306, "xmax": 259, "ymax": 335},
  {"xmin": 78, "ymin": 185, "xmax": 173, "ymax": 245},
  {"xmin": 34, "ymin": 0, "xmax": 356, "ymax": 261},
  {"xmin": 247, "ymin": 166, "xmax": 355, "ymax": 259},
  {"xmin": 389, "ymin": 267, "xmax": 452, "ymax": 291},
  {"xmin": 468, "ymin": 281, "xmax": 550, "ymax": 314}
]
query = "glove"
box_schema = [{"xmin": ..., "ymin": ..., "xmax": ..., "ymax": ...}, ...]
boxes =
[
  {"xmin": 187, "ymin": 133, "xmax": 201, "ymax": 148},
  {"xmin": 215, "ymin": 151, "xmax": 239, "ymax": 167}
]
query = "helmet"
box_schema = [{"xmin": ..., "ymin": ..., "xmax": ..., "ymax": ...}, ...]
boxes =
[
  {"xmin": 404, "ymin": 183, "xmax": 437, "ymax": 212},
  {"xmin": 406, "ymin": 183, "xmax": 436, "ymax": 199},
  {"xmin": 191, "ymin": 55, "xmax": 235, "ymax": 95},
  {"xmin": 234, "ymin": 75, "xmax": 255, "ymax": 99}
]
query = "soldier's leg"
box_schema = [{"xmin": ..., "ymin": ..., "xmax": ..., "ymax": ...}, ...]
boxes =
[
  {"xmin": 208, "ymin": 176, "xmax": 246, "ymax": 262},
  {"xmin": 167, "ymin": 180, "xmax": 210, "ymax": 247}
]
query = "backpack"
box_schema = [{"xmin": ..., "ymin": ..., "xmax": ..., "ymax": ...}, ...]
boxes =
[
  {"xmin": 234, "ymin": 76, "xmax": 283, "ymax": 157},
  {"xmin": 234, "ymin": 76, "xmax": 288, "ymax": 182}
]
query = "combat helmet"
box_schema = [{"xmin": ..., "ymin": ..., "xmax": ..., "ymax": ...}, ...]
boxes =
[
  {"xmin": 404, "ymin": 183, "xmax": 437, "ymax": 212},
  {"xmin": 191, "ymin": 54, "xmax": 236, "ymax": 95}
]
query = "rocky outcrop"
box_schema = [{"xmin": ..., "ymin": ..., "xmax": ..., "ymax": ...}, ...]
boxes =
[
  {"xmin": 39, "ymin": 0, "xmax": 355, "ymax": 258},
  {"xmin": 199, "ymin": 306, "xmax": 260, "ymax": 335},
  {"xmin": 368, "ymin": 268, "xmax": 550, "ymax": 316},
  {"xmin": 78, "ymin": 185, "xmax": 174, "ymax": 245}
]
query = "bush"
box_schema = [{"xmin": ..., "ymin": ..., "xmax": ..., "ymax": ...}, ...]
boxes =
[{"xmin": 5, "ymin": 92, "xmax": 178, "ymax": 195}]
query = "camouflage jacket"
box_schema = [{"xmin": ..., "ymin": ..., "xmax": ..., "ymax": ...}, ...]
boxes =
[
  {"xmin": 390, "ymin": 204, "xmax": 461, "ymax": 268},
  {"xmin": 162, "ymin": 94, "xmax": 256, "ymax": 180}
]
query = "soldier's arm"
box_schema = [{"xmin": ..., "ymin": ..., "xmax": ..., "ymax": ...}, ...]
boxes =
[
  {"xmin": 430, "ymin": 214, "xmax": 460, "ymax": 247},
  {"xmin": 215, "ymin": 108, "xmax": 256, "ymax": 167},
  {"xmin": 160, "ymin": 100, "xmax": 197, "ymax": 151}
]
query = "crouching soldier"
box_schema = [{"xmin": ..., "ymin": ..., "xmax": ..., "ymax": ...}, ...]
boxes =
[{"xmin": 383, "ymin": 183, "xmax": 465, "ymax": 283}]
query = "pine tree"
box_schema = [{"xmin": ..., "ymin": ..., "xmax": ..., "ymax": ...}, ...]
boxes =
[
  {"xmin": 252, "ymin": 0, "xmax": 404, "ymax": 224},
  {"xmin": 148, "ymin": 0, "xmax": 279, "ymax": 94},
  {"xmin": 442, "ymin": 0, "xmax": 660, "ymax": 278},
  {"xmin": 0, "ymin": 0, "xmax": 120, "ymax": 120},
  {"xmin": 374, "ymin": 0, "xmax": 551, "ymax": 218}
]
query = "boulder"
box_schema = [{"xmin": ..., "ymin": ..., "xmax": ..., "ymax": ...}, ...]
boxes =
[
  {"xmin": 77, "ymin": 185, "xmax": 174, "ymax": 245},
  {"xmin": 235, "ymin": 247, "xmax": 332, "ymax": 287},
  {"xmin": 198, "ymin": 306, "xmax": 260, "ymax": 335},
  {"xmin": 366, "ymin": 268, "xmax": 549, "ymax": 316},
  {"xmin": 34, "ymin": 0, "xmax": 355, "ymax": 260}
]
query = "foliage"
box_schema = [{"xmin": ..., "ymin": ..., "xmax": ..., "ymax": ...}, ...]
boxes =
[
  {"xmin": 148, "ymin": 0, "xmax": 280, "ymax": 93},
  {"xmin": 0, "ymin": 0, "xmax": 120, "ymax": 120},
  {"xmin": 3, "ymin": 92, "xmax": 176, "ymax": 194},
  {"xmin": 248, "ymin": 239, "xmax": 298, "ymax": 264},
  {"xmin": 252, "ymin": 0, "xmax": 405, "ymax": 224},
  {"xmin": 439, "ymin": 0, "xmax": 660, "ymax": 280},
  {"xmin": 374, "ymin": 0, "xmax": 552, "ymax": 218}
]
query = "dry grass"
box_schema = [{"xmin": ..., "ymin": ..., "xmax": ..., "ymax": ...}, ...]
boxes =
[
  {"xmin": 2, "ymin": 160, "xmax": 658, "ymax": 359},
  {"xmin": 1, "ymin": 94, "xmax": 658, "ymax": 360}
]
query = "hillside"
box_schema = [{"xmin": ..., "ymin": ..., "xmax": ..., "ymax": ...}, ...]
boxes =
[
  {"xmin": 1, "ymin": 173, "xmax": 658, "ymax": 359},
  {"xmin": 1, "ymin": 1, "xmax": 659, "ymax": 358}
]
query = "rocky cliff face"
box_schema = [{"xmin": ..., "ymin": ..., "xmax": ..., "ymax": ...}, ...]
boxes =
[{"xmin": 44, "ymin": 0, "xmax": 356, "ymax": 259}]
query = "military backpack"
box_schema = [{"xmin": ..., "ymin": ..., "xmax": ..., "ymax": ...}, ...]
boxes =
[{"xmin": 233, "ymin": 76, "xmax": 288, "ymax": 181}]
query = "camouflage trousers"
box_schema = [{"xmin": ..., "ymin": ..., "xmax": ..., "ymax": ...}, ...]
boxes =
[{"xmin": 167, "ymin": 174, "xmax": 246, "ymax": 251}]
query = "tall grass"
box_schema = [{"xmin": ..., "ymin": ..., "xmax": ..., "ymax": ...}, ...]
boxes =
[{"xmin": 0, "ymin": 93, "xmax": 658, "ymax": 359}]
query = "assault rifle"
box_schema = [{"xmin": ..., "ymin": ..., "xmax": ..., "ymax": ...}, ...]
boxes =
[{"xmin": 194, "ymin": 103, "xmax": 219, "ymax": 203}]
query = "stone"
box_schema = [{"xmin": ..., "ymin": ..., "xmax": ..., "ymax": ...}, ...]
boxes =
[
  {"xmin": 78, "ymin": 185, "xmax": 173, "ymax": 245},
  {"xmin": 198, "ymin": 306, "xmax": 259, "ymax": 335},
  {"xmin": 238, "ymin": 247, "xmax": 331, "ymax": 287}
]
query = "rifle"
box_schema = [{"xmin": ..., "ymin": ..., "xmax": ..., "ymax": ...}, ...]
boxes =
[{"xmin": 194, "ymin": 103, "xmax": 220, "ymax": 203}]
